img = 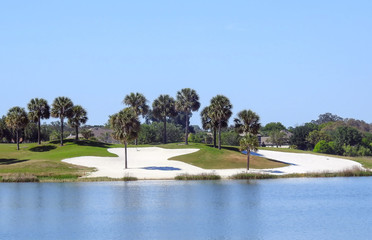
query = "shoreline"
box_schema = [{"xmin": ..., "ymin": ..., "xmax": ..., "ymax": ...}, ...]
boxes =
[{"xmin": 60, "ymin": 147, "xmax": 366, "ymax": 181}]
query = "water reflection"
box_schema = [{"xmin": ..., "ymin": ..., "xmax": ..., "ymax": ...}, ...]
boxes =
[{"xmin": 1, "ymin": 178, "xmax": 372, "ymax": 240}]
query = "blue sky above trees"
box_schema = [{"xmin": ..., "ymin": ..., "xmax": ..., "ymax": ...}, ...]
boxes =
[{"xmin": 1, "ymin": 0, "xmax": 371, "ymax": 128}]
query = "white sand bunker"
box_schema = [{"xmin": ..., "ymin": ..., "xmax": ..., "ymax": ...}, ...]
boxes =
[
  {"xmin": 253, "ymin": 150, "xmax": 363, "ymax": 175},
  {"xmin": 63, "ymin": 147, "xmax": 204, "ymax": 179},
  {"xmin": 62, "ymin": 147, "xmax": 364, "ymax": 179}
]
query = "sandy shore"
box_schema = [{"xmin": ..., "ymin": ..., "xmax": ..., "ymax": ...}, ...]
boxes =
[{"xmin": 62, "ymin": 147, "xmax": 363, "ymax": 179}]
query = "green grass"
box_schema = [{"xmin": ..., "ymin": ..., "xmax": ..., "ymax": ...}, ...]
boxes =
[
  {"xmin": 166, "ymin": 143, "xmax": 288, "ymax": 169},
  {"xmin": 10, "ymin": 140, "xmax": 371, "ymax": 182},
  {"xmin": 0, "ymin": 141, "xmax": 288, "ymax": 181},
  {"xmin": 0, "ymin": 139, "xmax": 122, "ymax": 180}
]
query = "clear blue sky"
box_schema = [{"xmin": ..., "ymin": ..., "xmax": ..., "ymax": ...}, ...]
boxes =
[{"xmin": 1, "ymin": 1, "xmax": 371, "ymax": 128}]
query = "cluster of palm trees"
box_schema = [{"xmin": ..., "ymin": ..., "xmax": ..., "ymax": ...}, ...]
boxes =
[
  {"xmin": 201, "ymin": 97, "xmax": 261, "ymax": 170},
  {"xmin": 5, "ymin": 97, "xmax": 88, "ymax": 149},
  {"xmin": 111, "ymin": 88, "xmax": 261, "ymax": 170},
  {"xmin": 111, "ymin": 88, "xmax": 201, "ymax": 168}
]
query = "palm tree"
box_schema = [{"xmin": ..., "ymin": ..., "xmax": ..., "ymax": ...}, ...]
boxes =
[
  {"xmin": 110, "ymin": 108, "xmax": 141, "ymax": 169},
  {"xmin": 235, "ymin": 109, "xmax": 261, "ymax": 170},
  {"xmin": 27, "ymin": 98, "xmax": 50, "ymax": 144},
  {"xmin": 123, "ymin": 92, "xmax": 149, "ymax": 117},
  {"xmin": 234, "ymin": 109, "xmax": 261, "ymax": 135},
  {"xmin": 209, "ymin": 95, "xmax": 232, "ymax": 150},
  {"xmin": 5, "ymin": 107, "xmax": 29, "ymax": 150},
  {"xmin": 123, "ymin": 92, "xmax": 149, "ymax": 145},
  {"xmin": 68, "ymin": 105, "xmax": 88, "ymax": 142},
  {"xmin": 239, "ymin": 133, "xmax": 259, "ymax": 170},
  {"xmin": 51, "ymin": 97, "xmax": 74, "ymax": 146},
  {"xmin": 152, "ymin": 94, "xmax": 177, "ymax": 144},
  {"xmin": 201, "ymin": 106, "xmax": 228, "ymax": 148},
  {"xmin": 175, "ymin": 88, "xmax": 200, "ymax": 145}
]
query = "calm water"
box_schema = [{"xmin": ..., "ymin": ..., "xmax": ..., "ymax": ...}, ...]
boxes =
[{"xmin": 1, "ymin": 178, "xmax": 372, "ymax": 240}]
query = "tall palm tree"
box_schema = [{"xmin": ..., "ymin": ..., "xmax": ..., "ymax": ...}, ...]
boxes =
[
  {"xmin": 201, "ymin": 106, "xmax": 228, "ymax": 148},
  {"xmin": 123, "ymin": 92, "xmax": 149, "ymax": 117},
  {"xmin": 175, "ymin": 88, "xmax": 200, "ymax": 145},
  {"xmin": 110, "ymin": 108, "xmax": 141, "ymax": 169},
  {"xmin": 123, "ymin": 92, "xmax": 149, "ymax": 145},
  {"xmin": 152, "ymin": 94, "xmax": 177, "ymax": 144},
  {"xmin": 51, "ymin": 97, "xmax": 74, "ymax": 146},
  {"xmin": 68, "ymin": 105, "xmax": 88, "ymax": 142},
  {"xmin": 235, "ymin": 109, "xmax": 261, "ymax": 170},
  {"xmin": 239, "ymin": 133, "xmax": 259, "ymax": 170},
  {"xmin": 234, "ymin": 109, "xmax": 261, "ymax": 135},
  {"xmin": 5, "ymin": 107, "xmax": 29, "ymax": 150},
  {"xmin": 27, "ymin": 98, "xmax": 50, "ymax": 144},
  {"xmin": 209, "ymin": 95, "xmax": 232, "ymax": 150}
]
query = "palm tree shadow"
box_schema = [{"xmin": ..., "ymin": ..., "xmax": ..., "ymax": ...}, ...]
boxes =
[
  {"xmin": 48, "ymin": 139, "xmax": 113, "ymax": 148},
  {"xmin": 0, "ymin": 159, "xmax": 29, "ymax": 165},
  {"xmin": 206, "ymin": 144, "xmax": 241, "ymax": 153},
  {"xmin": 75, "ymin": 140, "xmax": 112, "ymax": 148},
  {"xmin": 29, "ymin": 145, "xmax": 57, "ymax": 152}
]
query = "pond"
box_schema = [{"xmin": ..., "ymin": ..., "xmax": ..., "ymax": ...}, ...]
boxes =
[{"xmin": 1, "ymin": 178, "xmax": 372, "ymax": 240}]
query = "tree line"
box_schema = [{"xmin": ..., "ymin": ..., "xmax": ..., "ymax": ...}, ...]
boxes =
[
  {"xmin": 285, "ymin": 113, "xmax": 372, "ymax": 157},
  {"xmin": 111, "ymin": 88, "xmax": 261, "ymax": 170},
  {"xmin": 2, "ymin": 97, "xmax": 87, "ymax": 149}
]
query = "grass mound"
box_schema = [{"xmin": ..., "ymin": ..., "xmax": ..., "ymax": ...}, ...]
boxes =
[
  {"xmin": 175, "ymin": 173, "xmax": 221, "ymax": 180},
  {"xmin": 164, "ymin": 143, "xmax": 287, "ymax": 169},
  {"xmin": 1, "ymin": 173, "xmax": 39, "ymax": 182},
  {"xmin": 230, "ymin": 172, "xmax": 279, "ymax": 179}
]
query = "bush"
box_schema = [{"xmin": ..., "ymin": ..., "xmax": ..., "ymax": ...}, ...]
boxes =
[
  {"xmin": 343, "ymin": 144, "xmax": 358, "ymax": 157},
  {"xmin": 357, "ymin": 146, "xmax": 372, "ymax": 156},
  {"xmin": 188, "ymin": 132, "xmax": 207, "ymax": 143},
  {"xmin": 313, "ymin": 140, "xmax": 334, "ymax": 154},
  {"xmin": 138, "ymin": 122, "xmax": 184, "ymax": 144},
  {"xmin": 221, "ymin": 131, "xmax": 241, "ymax": 146}
]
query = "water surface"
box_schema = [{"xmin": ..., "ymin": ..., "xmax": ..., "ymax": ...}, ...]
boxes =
[{"xmin": 1, "ymin": 178, "xmax": 372, "ymax": 240}]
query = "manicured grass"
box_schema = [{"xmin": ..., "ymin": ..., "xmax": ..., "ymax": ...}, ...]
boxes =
[
  {"xmin": 166, "ymin": 143, "xmax": 288, "ymax": 169},
  {"xmin": 0, "ymin": 140, "xmax": 122, "ymax": 180}
]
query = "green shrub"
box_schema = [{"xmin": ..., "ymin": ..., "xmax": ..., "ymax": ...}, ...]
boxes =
[
  {"xmin": 313, "ymin": 140, "xmax": 333, "ymax": 154},
  {"xmin": 357, "ymin": 146, "xmax": 372, "ymax": 156},
  {"xmin": 343, "ymin": 144, "xmax": 359, "ymax": 157}
]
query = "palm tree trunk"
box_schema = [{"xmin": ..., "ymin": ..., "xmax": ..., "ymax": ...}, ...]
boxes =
[
  {"xmin": 75, "ymin": 126, "xmax": 79, "ymax": 142},
  {"xmin": 247, "ymin": 150, "xmax": 250, "ymax": 170},
  {"xmin": 213, "ymin": 128, "xmax": 217, "ymax": 148},
  {"xmin": 60, "ymin": 117, "xmax": 64, "ymax": 146},
  {"xmin": 185, "ymin": 113, "xmax": 189, "ymax": 145},
  {"xmin": 218, "ymin": 122, "xmax": 221, "ymax": 150},
  {"xmin": 124, "ymin": 141, "xmax": 128, "ymax": 169},
  {"xmin": 16, "ymin": 129, "xmax": 20, "ymax": 150},
  {"xmin": 38, "ymin": 118, "xmax": 41, "ymax": 145},
  {"xmin": 163, "ymin": 117, "xmax": 167, "ymax": 144}
]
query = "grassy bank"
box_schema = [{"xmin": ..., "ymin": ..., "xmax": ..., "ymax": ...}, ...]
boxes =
[
  {"xmin": 0, "ymin": 140, "xmax": 286, "ymax": 182},
  {"xmin": 229, "ymin": 167, "xmax": 372, "ymax": 180},
  {"xmin": 166, "ymin": 143, "xmax": 287, "ymax": 169},
  {"xmin": 0, "ymin": 140, "xmax": 122, "ymax": 180}
]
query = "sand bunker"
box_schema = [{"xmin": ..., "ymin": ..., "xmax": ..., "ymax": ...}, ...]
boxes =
[{"xmin": 62, "ymin": 147, "xmax": 363, "ymax": 179}]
